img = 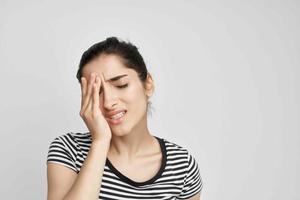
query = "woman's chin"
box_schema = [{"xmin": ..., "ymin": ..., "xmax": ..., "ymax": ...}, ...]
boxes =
[{"xmin": 111, "ymin": 126, "xmax": 131, "ymax": 137}]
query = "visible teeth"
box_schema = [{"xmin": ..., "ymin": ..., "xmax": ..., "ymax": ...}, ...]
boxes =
[{"xmin": 110, "ymin": 111, "xmax": 125, "ymax": 119}]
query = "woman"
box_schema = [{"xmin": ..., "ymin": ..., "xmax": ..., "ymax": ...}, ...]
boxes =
[{"xmin": 47, "ymin": 37, "xmax": 203, "ymax": 200}]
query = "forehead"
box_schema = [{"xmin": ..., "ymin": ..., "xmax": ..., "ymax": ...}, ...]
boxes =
[{"xmin": 82, "ymin": 54, "xmax": 135, "ymax": 81}]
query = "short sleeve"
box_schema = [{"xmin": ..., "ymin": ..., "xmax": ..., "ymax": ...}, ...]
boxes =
[
  {"xmin": 46, "ymin": 134, "xmax": 78, "ymax": 173},
  {"xmin": 178, "ymin": 152, "xmax": 203, "ymax": 199}
]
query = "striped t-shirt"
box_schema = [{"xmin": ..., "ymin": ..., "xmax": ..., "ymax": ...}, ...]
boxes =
[{"xmin": 46, "ymin": 132, "xmax": 203, "ymax": 199}]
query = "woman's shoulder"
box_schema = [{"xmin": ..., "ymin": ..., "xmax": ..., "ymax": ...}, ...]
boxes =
[
  {"xmin": 51, "ymin": 132, "xmax": 92, "ymax": 146},
  {"xmin": 160, "ymin": 136, "xmax": 190, "ymax": 154},
  {"xmin": 159, "ymin": 136, "xmax": 200, "ymax": 165},
  {"xmin": 47, "ymin": 132, "xmax": 92, "ymax": 173}
]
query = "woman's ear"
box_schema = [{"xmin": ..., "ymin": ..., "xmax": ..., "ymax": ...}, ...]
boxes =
[{"xmin": 144, "ymin": 73, "xmax": 155, "ymax": 99}]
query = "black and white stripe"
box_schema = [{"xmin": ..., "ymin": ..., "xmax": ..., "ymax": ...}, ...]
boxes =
[{"xmin": 47, "ymin": 132, "xmax": 203, "ymax": 199}]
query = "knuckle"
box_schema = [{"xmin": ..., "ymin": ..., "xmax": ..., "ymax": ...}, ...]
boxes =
[{"xmin": 83, "ymin": 112, "xmax": 89, "ymax": 118}]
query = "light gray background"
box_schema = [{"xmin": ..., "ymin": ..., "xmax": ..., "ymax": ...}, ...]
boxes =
[{"xmin": 1, "ymin": 0, "xmax": 299, "ymax": 199}]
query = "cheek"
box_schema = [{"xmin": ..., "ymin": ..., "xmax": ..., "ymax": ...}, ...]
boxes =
[{"xmin": 126, "ymin": 84, "xmax": 147, "ymax": 104}]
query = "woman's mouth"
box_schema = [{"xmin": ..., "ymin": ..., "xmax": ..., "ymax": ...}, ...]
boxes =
[{"xmin": 106, "ymin": 111, "xmax": 127, "ymax": 125}]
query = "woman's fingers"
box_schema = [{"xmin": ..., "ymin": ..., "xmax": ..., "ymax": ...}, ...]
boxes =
[
  {"xmin": 86, "ymin": 73, "xmax": 95, "ymax": 105},
  {"xmin": 80, "ymin": 73, "xmax": 96, "ymax": 114},
  {"xmin": 80, "ymin": 77, "xmax": 86, "ymax": 108},
  {"xmin": 92, "ymin": 75, "xmax": 101, "ymax": 113}
]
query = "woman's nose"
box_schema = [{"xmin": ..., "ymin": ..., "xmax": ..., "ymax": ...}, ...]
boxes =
[
  {"xmin": 103, "ymin": 86, "xmax": 118, "ymax": 109},
  {"xmin": 99, "ymin": 75, "xmax": 118, "ymax": 109}
]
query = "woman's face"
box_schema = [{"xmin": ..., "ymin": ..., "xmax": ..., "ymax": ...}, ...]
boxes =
[{"xmin": 81, "ymin": 54, "xmax": 154, "ymax": 136}]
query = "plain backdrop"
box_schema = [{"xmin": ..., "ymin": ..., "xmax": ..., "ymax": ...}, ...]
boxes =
[{"xmin": 0, "ymin": 0, "xmax": 299, "ymax": 199}]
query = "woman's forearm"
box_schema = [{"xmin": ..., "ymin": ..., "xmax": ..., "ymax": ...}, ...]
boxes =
[{"xmin": 63, "ymin": 139, "xmax": 110, "ymax": 200}]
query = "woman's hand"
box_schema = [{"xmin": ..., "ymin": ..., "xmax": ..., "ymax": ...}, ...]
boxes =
[{"xmin": 79, "ymin": 73, "xmax": 112, "ymax": 143}]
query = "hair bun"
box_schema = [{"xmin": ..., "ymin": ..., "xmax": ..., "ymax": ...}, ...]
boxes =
[{"xmin": 105, "ymin": 37, "xmax": 120, "ymax": 45}]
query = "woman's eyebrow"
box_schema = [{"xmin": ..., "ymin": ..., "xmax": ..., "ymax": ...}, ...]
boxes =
[{"xmin": 105, "ymin": 74, "xmax": 128, "ymax": 82}]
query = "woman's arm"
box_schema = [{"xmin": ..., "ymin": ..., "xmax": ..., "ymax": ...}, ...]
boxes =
[
  {"xmin": 187, "ymin": 192, "xmax": 201, "ymax": 200},
  {"xmin": 47, "ymin": 139, "xmax": 110, "ymax": 200},
  {"xmin": 48, "ymin": 73, "xmax": 112, "ymax": 199}
]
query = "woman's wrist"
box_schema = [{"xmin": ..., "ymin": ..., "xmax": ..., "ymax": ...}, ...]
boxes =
[{"xmin": 91, "ymin": 138, "xmax": 111, "ymax": 149}]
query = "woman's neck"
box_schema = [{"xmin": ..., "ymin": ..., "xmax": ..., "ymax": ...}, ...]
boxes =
[{"xmin": 109, "ymin": 130, "xmax": 154, "ymax": 159}]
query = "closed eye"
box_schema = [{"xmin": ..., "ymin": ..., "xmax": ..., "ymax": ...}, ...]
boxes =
[
  {"xmin": 117, "ymin": 84, "xmax": 128, "ymax": 89},
  {"xmin": 99, "ymin": 84, "xmax": 128, "ymax": 94}
]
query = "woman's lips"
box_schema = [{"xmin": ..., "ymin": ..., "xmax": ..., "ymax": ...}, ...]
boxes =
[{"xmin": 106, "ymin": 111, "xmax": 127, "ymax": 125}]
